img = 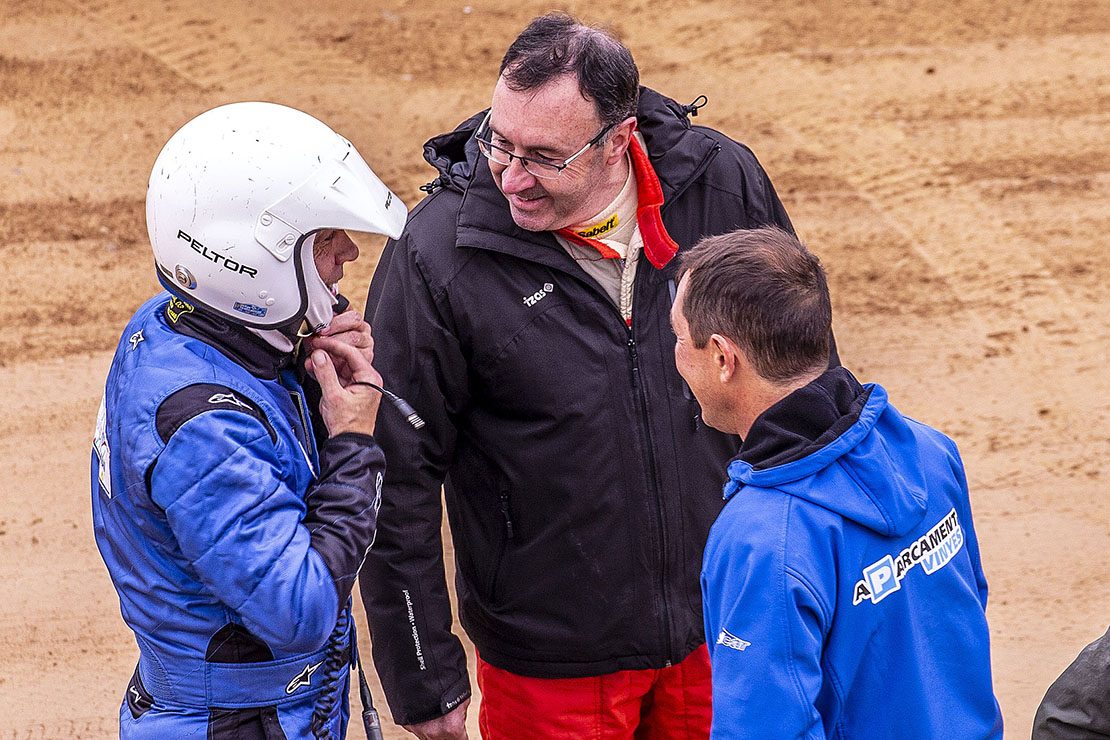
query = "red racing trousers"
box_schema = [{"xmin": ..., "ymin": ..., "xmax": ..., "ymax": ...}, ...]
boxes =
[{"xmin": 476, "ymin": 644, "xmax": 712, "ymax": 740}]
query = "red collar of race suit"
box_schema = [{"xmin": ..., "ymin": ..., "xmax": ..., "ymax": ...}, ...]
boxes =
[{"xmin": 556, "ymin": 133, "xmax": 679, "ymax": 269}]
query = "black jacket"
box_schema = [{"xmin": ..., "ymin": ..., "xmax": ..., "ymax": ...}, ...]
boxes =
[
  {"xmin": 1033, "ymin": 626, "xmax": 1110, "ymax": 740},
  {"xmin": 360, "ymin": 88, "xmax": 796, "ymax": 725}
]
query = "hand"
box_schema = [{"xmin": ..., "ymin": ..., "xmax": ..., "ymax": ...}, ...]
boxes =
[
  {"xmin": 310, "ymin": 342, "xmax": 382, "ymax": 437},
  {"xmin": 403, "ymin": 699, "xmax": 470, "ymax": 740},
  {"xmin": 303, "ymin": 309, "xmax": 374, "ymax": 385}
]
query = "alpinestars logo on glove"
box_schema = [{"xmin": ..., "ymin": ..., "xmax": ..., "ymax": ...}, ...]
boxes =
[{"xmin": 853, "ymin": 509, "xmax": 964, "ymax": 605}]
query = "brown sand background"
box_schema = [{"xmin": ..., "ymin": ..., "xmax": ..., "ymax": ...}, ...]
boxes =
[{"xmin": 2, "ymin": 0, "xmax": 1108, "ymax": 737}]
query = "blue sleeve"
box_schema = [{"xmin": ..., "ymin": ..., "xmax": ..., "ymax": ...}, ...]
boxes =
[
  {"xmin": 150, "ymin": 409, "xmax": 338, "ymax": 654},
  {"xmin": 703, "ymin": 496, "xmax": 830, "ymax": 740},
  {"xmin": 944, "ymin": 438, "xmax": 990, "ymax": 607}
]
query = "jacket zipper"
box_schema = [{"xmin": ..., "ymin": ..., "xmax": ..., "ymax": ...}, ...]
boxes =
[
  {"xmin": 284, "ymin": 385, "xmax": 318, "ymax": 476},
  {"xmin": 487, "ymin": 482, "xmax": 514, "ymax": 602},
  {"xmin": 450, "ymin": 140, "xmax": 719, "ymax": 659},
  {"xmin": 626, "ymin": 328, "xmax": 673, "ymax": 665}
]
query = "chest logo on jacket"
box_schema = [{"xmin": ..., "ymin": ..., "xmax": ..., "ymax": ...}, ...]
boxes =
[
  {"xmin": 523, "ymin": 282, "xmax": 555, "ymax": 307},
  {"xmin": 853, "ymin": 509, "xmax": 964, "ymax": 606}
]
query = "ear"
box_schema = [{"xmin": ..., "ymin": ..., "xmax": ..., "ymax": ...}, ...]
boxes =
[
  {"xmin": 604, "ymin": 116, "xmax": 638, "ymax": 166},
  {"xmin": 709, "ymin": 334, "xmax": 739, "ymax": 383}
]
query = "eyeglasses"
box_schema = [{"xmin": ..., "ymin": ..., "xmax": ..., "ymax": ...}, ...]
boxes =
[{"xmin": 473, "ymin": 111, "xmax": 615, "ymax": 180}]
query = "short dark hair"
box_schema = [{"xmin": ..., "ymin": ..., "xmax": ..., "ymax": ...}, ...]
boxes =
[
  {"xmin": 499, "ymin": 13, "xmax": 639, "ymax": 127},
  {"xmin": 678, "ymin": 227, "xmax": 832, "ymax": 384}
]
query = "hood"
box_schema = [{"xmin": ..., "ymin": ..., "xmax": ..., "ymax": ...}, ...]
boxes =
[
  {"xmin": 422, "ymin": 111, "xmax": 487, "ymax": 193},
  {"xmin": 724, "ymin": 367, "xmax": 929, "ymax": 537}
]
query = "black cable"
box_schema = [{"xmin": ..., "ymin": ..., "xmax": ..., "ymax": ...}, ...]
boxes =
[
  {"xmin": 355, "ymin": 648, "xmax": 385, "ymax": 740},
  {"xmin": 310, "ymin": 610, "xmax": 352, "ymax": 740},
  {"xmin": 348, "ymin": 381, "xmax": 424, "ymax": 429},
  {"xmin": 308, "ymin": 606, "xmax": 386, "ymax": 740}
]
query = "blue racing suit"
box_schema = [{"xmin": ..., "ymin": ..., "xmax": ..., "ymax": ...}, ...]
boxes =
[
  {"xmin": 702, "ymin": 367, "xmax": 1004, "ymax": 739},
  {"xmin": 92, "ymin": 293, "xmax": 384, "ymax": 739}
]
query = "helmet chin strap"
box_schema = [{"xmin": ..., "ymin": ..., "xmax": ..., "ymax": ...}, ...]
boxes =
[
  {"xmin": 297, "ymin": 232, "xmax": 342, "ymax": 338},
  {"xmin": 248, "ymin": 232, "xmax": 340, "ymax": 353}
]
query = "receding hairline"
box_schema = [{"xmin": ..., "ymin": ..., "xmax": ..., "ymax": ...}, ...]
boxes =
[
  {"xmin": 499, "ymin": 21, "xmax": 627, "ymax": 85},
  {"xmin": 488, "ymin": 73, "xmax": 607, "ymax": 153},
  {"xmin": 498, "ymin": 13, "xmax": 639, "ymax": 127}
]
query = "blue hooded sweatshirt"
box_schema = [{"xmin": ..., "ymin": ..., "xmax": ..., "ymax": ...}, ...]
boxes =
[{"xmin": 702, "ymin": 367, "xmax": 1003, "ymax": 739}]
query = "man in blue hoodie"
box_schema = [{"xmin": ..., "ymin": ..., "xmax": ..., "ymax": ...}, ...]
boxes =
[{"xmin": 670, "ymin": 226, "xmax": 1004, "ymax": 739}]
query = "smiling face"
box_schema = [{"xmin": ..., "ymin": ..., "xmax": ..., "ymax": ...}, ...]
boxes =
[
  {"xmin": 311, "ymin": 228, "xmax": 359, "ymax": 287},
  {"xmin": 486, "ymin": 73, "xmax": 630, "ymax": 232}
]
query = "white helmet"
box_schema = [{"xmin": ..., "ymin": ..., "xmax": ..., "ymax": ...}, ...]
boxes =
[{"xmin": 146, "ymin": 101, "xmax": 407, "ymax": 330}]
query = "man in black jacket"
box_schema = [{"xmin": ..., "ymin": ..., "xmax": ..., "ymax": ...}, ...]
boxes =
[{"xmin": 360, "ymin": 13, "xmax": 815, "ymax": 740}]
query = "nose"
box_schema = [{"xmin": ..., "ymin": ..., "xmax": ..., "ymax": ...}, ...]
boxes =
[
  {"xmin": 496, "ymin": 156, "xmax": 537, "ymax": 194},
  {"xmin": 335, "ymin": 230, "xmax": 359, "ymax": 263}
]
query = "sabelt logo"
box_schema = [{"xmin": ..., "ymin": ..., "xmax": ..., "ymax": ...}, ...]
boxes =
[{"xmin": 575, "ymin": 214, "xmax": 618, "ymax": 240}]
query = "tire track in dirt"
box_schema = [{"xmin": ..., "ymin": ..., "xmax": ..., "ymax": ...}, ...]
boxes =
[
  {"xmin": 67, "ymin": 0, "xmax": 402, "ymax": 92},
  {"xmin": 767, "ymin": 37, "xmax": 1110, "ymax": 479},
  {"xmin": 763, "ymin": 37, "xmax": 1108, "ymax": 372},
  {"xmin": 61, "ymin": 0, "xmax": 493, "ymax": 204}
]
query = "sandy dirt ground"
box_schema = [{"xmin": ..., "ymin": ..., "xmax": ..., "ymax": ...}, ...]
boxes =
[{"xmin": 1, "ymin": 0, "xmax": 1108, "ymax": 737}]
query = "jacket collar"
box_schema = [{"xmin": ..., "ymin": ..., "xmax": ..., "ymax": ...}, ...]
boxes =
[
  {"xmin": 163, "ymin": 295, "xmax": 295, "ymax": 380},
  {"xmin": 721, "ymin": 367, "xmax": 871, "ymax": 501},
  {"xmin": 736, "ymin": 367, "xmax": 871, "ymax": 471},
  {"xmin": 556, "ymin": 135, "xmax": 680, "ymax": 269}
]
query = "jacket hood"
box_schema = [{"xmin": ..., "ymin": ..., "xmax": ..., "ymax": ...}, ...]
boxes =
[
  {"xmin": 423, "ymin": 111, "xmax": 486, "ymax": 193},
  {"xmin": 725, "ymin": 367, "xmax": 929, "ymax": 537}
]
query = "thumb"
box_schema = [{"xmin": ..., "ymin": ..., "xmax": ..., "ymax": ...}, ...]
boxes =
[{"xmin": 311, "ymin": 350, "xmax": 343, "ymax": 395}]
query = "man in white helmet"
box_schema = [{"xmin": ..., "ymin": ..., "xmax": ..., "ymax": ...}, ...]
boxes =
[{"xmin": 91, "ymin": 102, "xmax": 407, "ymax": 739}]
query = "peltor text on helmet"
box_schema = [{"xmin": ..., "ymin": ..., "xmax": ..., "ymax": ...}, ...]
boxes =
[{"xmin": 176, "ymin": 229, "xmax": 259, "ymax": 278}]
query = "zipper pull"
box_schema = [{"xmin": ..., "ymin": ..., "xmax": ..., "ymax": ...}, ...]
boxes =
[
  {"xmin": 627, "ymin": 335, "xmax": 641, "ymax": 388},
  {"xmin": 499, "ymin": 490, "xmax": 514, "ymax": 540}
]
